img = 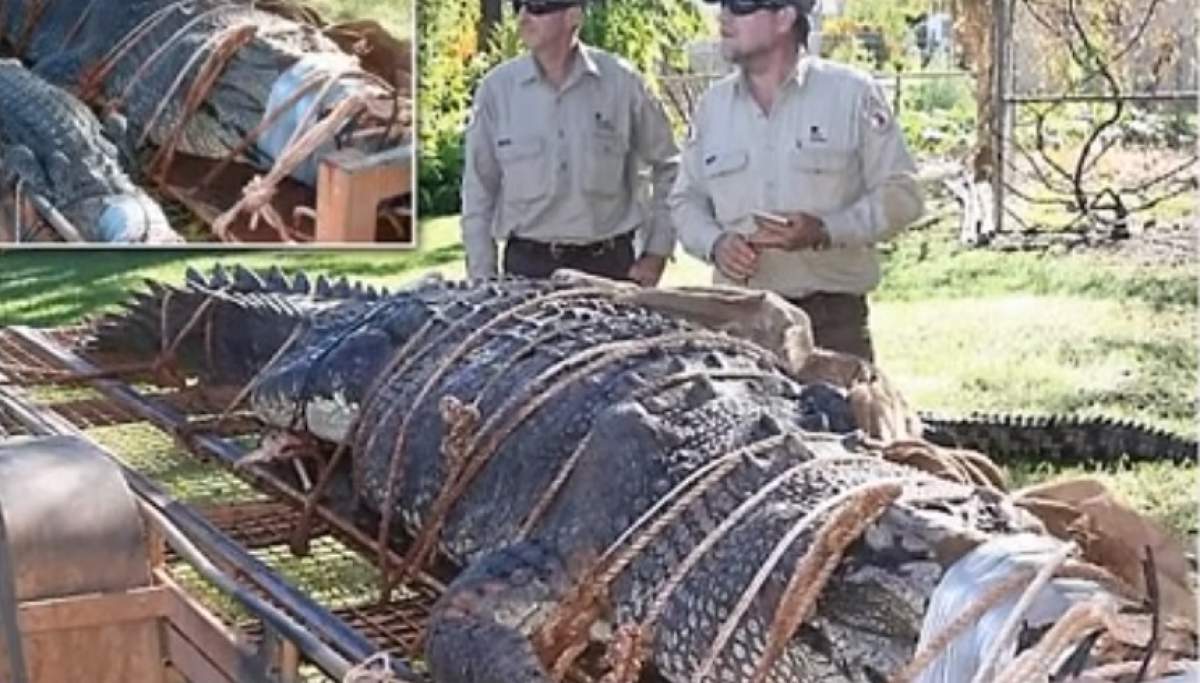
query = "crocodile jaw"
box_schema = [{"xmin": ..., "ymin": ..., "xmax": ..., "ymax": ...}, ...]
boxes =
[{"xmin": 252, "ymin": 390, "xmax": 359, "ymax": 445}]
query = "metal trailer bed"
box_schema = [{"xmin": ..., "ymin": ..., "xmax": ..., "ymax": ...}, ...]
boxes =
[{"xmin": 0, "ymin": 323, "xmax": 451, "ymax": 682}]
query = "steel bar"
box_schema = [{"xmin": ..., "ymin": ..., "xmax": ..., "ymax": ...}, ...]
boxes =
[
  {"xmin": 1006, "ymin": 91, "xmax": 1199, "ymax": 105},
  {"xmin": 0, "ymin": 508, "xmax": 30, "ymax": 683},
  {"xmin": 872, "ymin": 70, "xmax": 974, "ymax": 80},
  {"xmin": 27, "ymin": 192, "xmax": 85, "ymax": 243},
  {"xmin": 141, "ymin": 502, "xmax": 349, "ymax": 682},
  {"xmin": 4, "ymin": 327, "xmax": 425, "ymax": 682}
]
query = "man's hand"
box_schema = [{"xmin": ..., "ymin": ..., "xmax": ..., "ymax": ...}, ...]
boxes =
[
  {"xmin": 628, "ymin": 254, "xmax": 667, "ymax": 287},
  {"xmin": 712, "ymin": 233, "xmax": 760, "ymax": 281},
  {"xmin": 749, "ymin": 211, "xmax": 830, "ymax": 252}
]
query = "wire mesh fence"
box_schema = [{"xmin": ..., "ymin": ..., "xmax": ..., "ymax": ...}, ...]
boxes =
[{"xmin": 995, "ymin": 0, "xmax": 1198, "ymax": 242}]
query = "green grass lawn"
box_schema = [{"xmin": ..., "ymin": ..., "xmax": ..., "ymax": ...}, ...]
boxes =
[
  {"xmin": 307, "ymin": 0, "xmax": 412, "ymax": 37},
  {"xmin": 0, "ymin": 215, "xmax": 1195, "ymax": 539}
]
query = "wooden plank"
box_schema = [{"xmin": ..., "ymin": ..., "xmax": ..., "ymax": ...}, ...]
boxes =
[
  {"xmin": 25, "ymin": 620, "xmax": 164, "ymax": 683},
  {"xmin": 279, "ymin": 639, "xmax": 301, "ymax": 683},
  {"xmin": 158, "ymin": 570, "xmax": 264, "ymax": 681},
  {"xmin": 17, "ymin": 586, "xmax": 168, "ymax": 634},
  {"xmin": 316, "ymin": 146, "xmax": 412, "ymax": 243},
  {"xmin": 165, "ymin": 627, "xmax": 236, "ymax": 683}
]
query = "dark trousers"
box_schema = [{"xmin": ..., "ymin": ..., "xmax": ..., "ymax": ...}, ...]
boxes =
[
  {"xmin": 502, "ymin": 233, "xmax": 635, "ymax": 281},
  {"xmin": 786, "ymin": 292, "xmax": 875, "ymax": 362}
]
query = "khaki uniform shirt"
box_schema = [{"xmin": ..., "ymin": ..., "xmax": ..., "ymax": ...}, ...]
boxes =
[
  {"xmin": 461, "ymin": 44, "xmax": 680, "ymax": 279},
  {"xmin": 669, "ymin": 57, "xmax": 924, "ymax": 297}
]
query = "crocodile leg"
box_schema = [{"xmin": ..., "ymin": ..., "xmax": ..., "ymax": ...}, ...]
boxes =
[
  {"xmin": 1, "ymin": 144, "xmax": 48, "ymax": 188},
  {"xmin": 426, "ymin": 542, "xmax": 573, "ymax": 683}
]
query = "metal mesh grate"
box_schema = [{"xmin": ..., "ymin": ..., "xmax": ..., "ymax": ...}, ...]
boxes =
[
  {"xmin": 87, "ymin": 423, "xmax": 270, "ymax": 505},
  {"xmin": 193, "ymin": 501, "xmax": 330, "ymax": 549}
]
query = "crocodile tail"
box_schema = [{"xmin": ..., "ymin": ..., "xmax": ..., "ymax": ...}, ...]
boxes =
[
  {"xmin": 84, "ymin": 264, "xmax": 353, "ymax": 386},
  {"xmin": 919, "ymin": 411, "xmax": 1198, "ymax": 466}
]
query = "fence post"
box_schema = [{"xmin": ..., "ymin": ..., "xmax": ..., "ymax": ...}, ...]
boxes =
[{"xmin": 990, "ymin": 0, "xmax": 1009, "ymax": 235}]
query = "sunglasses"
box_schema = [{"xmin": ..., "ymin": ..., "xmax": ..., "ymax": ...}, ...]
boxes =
[
  {"xmin": 512, "ymin": 0, "xmax": 577, "ymax": 15},
  {"xmin": 710, "ymin": 0, "xmax": 791, "ymax": 16}
]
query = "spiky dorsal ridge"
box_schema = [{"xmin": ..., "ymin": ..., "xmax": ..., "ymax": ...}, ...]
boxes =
[
  {"xmin": 918, "ymin": 410, "xmax": 1197, "ymax": 466},
  {"xmin": 183, "ymin": 264, "xmax": 396, "ymax": 301},
  {"xmin": 83, "ymin": 265, "xmax": 467, "ymax": 359}
]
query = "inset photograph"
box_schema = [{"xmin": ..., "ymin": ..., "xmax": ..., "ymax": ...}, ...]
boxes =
[{"xmin": 0, "ymin": 0, "xmax": 413, "ymax": 245}]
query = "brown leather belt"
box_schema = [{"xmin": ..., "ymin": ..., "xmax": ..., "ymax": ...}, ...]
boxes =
[{"xmin": 507, "ymin": 232, "xmax": 633, "ymax": 260}]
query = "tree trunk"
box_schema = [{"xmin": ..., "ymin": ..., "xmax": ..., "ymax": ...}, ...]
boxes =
[
  {"xmin": 953, "ymin": 0, "xmax": 995, "ymax": 181},
  {"xmin": 479, "ymin": 0, "xmax": 504, "ymax": 49}
]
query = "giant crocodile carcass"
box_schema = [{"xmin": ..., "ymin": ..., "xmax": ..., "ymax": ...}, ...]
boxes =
[{"xmin": 87, "ymin": 267, "xmax": 1198, "ymax": 683}]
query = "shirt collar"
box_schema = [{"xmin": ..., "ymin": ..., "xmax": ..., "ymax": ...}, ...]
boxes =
[
  {"xmin": 732, "ymin": 55, "xmax": 815, "ymax": 99},
  {"xmin": 517, "ymin": 42, "xmax": 602, "ymax": 86}
]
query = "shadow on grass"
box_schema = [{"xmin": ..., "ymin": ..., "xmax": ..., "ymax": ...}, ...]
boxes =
[
  {"xmin": 270, "ymin": 243, "xmax": 465, "ymax": 276},
  {"xmin": 1055, "ymin": 336, "xmax": 1198, "ymax": 425},
  {"xmin": 0, "ymin": 245, "xmax": 467, "ymax": 327},
  {"xmin": 1, "ymin": 250, "xmax": 204, "ymax": 326},
  {"xmin": 880, "ymin": 221, "xmax": 1197, "ymax": 309}
]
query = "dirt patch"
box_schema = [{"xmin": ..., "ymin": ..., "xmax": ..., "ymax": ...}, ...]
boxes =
[
  {"xmin": 983, "ymin": 216, "xmax": 1197, "ymax": 266},
  {"xmin": 1097, "ymin": 215, "xmax": 1198, "ymax": 266}
]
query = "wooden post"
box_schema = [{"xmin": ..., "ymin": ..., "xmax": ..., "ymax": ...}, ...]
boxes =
[{"xmin": 315, "ymin": 145, "xmax": 413, "ymax": 243}]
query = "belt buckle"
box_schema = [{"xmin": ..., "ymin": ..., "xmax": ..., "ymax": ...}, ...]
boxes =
[{"xmin": 588, "ymin": 237, "xmax": 615, "ymax": 256}]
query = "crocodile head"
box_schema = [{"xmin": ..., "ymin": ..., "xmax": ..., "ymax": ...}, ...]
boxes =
[{"xmin": 2, "ymin": 143, "xmax": 181, "ymax": 244}]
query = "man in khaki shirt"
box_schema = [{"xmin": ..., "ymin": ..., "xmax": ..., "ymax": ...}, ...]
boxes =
[
  {"xmin": 461, "ymin": 0, "xmax": 680, "ymax": 286},
  {"xmin": 670, "ymin": 0, "xmax": 924, "ymax": 360}
]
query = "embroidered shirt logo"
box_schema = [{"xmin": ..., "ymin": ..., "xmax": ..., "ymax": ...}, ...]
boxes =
[
  {"xmin": 594, "ymin": 112, "xmax": 616, "ymax": 133},
  {"xmin": 809, "ymin": 125, "xmax": 827, "ymax": 144},
  {"xmin": 864, "ymin": 93, "xmax": 893, "ymax": 132}
]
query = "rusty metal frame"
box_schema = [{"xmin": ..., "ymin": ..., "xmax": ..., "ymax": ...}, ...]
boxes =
[{"xmin": 0, "ymin": 325, "xmax": 437, "ymax": 682}]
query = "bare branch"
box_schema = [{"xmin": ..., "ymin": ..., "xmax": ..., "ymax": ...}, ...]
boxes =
[
  {"xmin": 1065, "ymin": 0, "xmax": 1125, "ymax": 220},
  {"xmin": 1124, "ymin": 155, "xmax": 1199, "ymax": 195}
]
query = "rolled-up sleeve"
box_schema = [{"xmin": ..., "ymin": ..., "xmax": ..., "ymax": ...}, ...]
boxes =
[
  {"xmin": 822, "ymin": 82, "xmax": 924, "ymax": 248},
  {"xmin": 460, "ymin": 79, "xmax": 502, "ymax": 279},
  {"xmin": 631, "ymin": 82, "xmax": 680, "ymax": 257},
  {"xmin": 669, "ymin": 114, "xmax": 725, "ymax": 263}
]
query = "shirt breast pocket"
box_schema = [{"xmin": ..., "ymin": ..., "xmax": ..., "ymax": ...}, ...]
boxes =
[
  {"xmin": 583, "ymin": 130, "xmax": 627, "ymax": 197},
  {"xmin": 789, "ymin": 147, "xmax": 856, "ymax": 207},
  {"xmin": 702, "ymin": 148, "xmax": 751, "ymax": 226},
  {"xmin": 497, "ymin": 137, "xmax": 548, "ymax": 202}
]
